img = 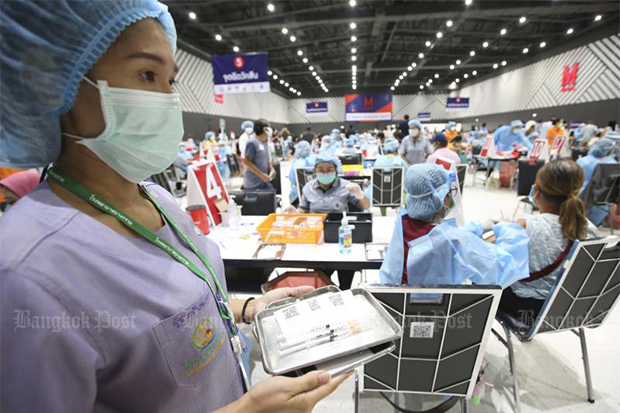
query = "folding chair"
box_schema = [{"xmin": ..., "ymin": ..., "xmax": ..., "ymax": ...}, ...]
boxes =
[
  {"xmin": 356, "ymin": 285, "xmax": 503, "ymax": 413},
  {"xmin": 340, "ymin": 153, "xmax": 363, "ymax": 165},
  {"xmin": 456, "ymin": 164, "xmax": 467, "ymax": 195},
  {"xmin": 512, "ymin": 159, "xmax": 545, "ymax": 218},
  {"xmin": 579, "ymin": 163, "xmax": 620, "ymax": 234},
  {"xmin": 226, "ymin": 154, "xmax": 241, "ymax": 176},
  {"xmin": 229, "ymin": 189, "xmax": 277, "ymax": 215},
  {"xmin": 493, "ymin": 237, "xmax": 620, "ymax": 412},
  {"xmin": 370, "ymin": 167, "xmax": 404, "ymax": 216},
  {"xmin": 295, "ymin": 167, "xmax": 315, "ymax": 202}
]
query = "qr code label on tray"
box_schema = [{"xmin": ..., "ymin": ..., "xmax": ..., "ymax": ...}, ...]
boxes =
[
  {"xmin": 282, "ymin": 306, "xmax": 300, "ymax": 320},
  {"xmin": 410, "ymin": 322, "xmax": 434, "ymax": 339}
]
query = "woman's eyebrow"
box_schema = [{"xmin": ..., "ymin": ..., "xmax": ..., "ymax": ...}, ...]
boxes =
[{"xmin": 127, "ymin": 52, "xmax": 179, "ymax": 73}]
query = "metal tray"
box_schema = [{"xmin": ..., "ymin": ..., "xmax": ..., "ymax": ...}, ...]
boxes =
[{"xmin": 254, "ymin": 286, "xmax": 402, "ymax": 375}]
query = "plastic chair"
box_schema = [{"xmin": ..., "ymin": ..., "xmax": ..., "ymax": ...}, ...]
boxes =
[{"xmin": 493, "ymin": 237, "xmax": 620, "ymax": 412}]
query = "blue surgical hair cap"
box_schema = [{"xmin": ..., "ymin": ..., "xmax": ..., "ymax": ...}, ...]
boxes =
[
  {"xmin": 241, "ymin": 120, "xmax": 254, "ymax": 130},
  {"xmin": 384, "ymin": 138, "xmax": 400, "ymax": 153},
  {"xmin": 295, "ymin": 141, "xmax": 311, "ymax": 158},
  {"xmin": 589, "ymin": 137, "xmax": 614, "ymax": 158},
  {"xmin": 0, "ymin": 0, "xmax": 177, "ymax": 168},
  {"xmin": 314, "ymin": 154, "xmax": 342, "ymax": 172},
  {"xmin": 404, "ymin": 164, "xmax": 450, "ymax": 221},
  {"xmin": 331, "ymin": 129, "xmax": 340, "ymax": 136},
  {"xmin": 408, "ymin": 119, "xmax": 422, "ymax": 129}
]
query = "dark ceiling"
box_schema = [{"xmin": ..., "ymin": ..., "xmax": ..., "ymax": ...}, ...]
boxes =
[{"xmin": 164, "ymin": 0, "xmax": 620, "ymax": 97}]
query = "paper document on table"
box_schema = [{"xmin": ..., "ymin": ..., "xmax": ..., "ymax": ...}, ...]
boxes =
[{"xmin": 365, "ymin": 243, "xmax": 388, "ymax": 261}]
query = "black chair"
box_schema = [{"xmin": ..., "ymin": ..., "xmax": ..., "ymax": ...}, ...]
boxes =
[
  {"xmin": 340, "ymin": 153, "xmax": 362, "ymax": 165},
  {"xmin": 295, "ymin": 167, "xmax": 315, "ymax": 201},
  {"xmin": 456, "ymin": 164, "xmax": 467, "ymax": 195},
  {"xmin": 226, "ymin": 154, "xmax": 240, "ymax": 176},
  {"xmin": 370, "ymin": 167, "xmax": 404, "ymax": 208},
  {"xmin": 493, "ymin": 237, "xmax": 620, "ymax": 412},
  {"xmin": 580, "ymin": 163, "xmax": 620, "ymax": 232},
  {"xmin": 271, "ymin": 162, "xmax": 282, "ymax": 196},
  {"xmin": 229, "ymin": 189, "xmax": 277, "ymax": 215},
  {"xmin": 512, "ymin": 159, "xmax": 545, "ymax": 218}
]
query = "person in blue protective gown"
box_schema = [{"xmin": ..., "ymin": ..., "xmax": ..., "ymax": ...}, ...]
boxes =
[
  {"xmin": 576, "ymin": 137, "xmax": 619, "ymax": 225},
  {"xmin": 493, "ymin": 120, "xmax": 533, "ymax": 152},
  {"xmin": 380, "ymin": 164, "xmax": 530, "ymax": 289},
  {"xmin": 287, "ymin": 140, "xmax": 316, "ymax": 206},
  {"xmin": 0, "ymin": 2, "xmax": 347, "ymax": 411},
  {"xmin": 341, "ymin": 136, "xmax": 358, "ymax": 155},
  {"xmin": 375, "ymin": 138, "xmax": 408, "ymax": 168}
]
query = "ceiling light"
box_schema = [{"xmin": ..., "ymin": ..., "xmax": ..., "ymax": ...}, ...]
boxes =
[
  {"xmin": 284, "ymin": 82, "xmax": 289, "ymax": 87},
  {"xmin": 418, "ymin": 53, "xmax": 424, "ymax": 59},
  {"xmin": 352, "ymin": 85, "xmax": 357, "ymax": 90},
  {"xmin": 456, "ymin": 59, "xmax": 461, "ymax": 65},
  {"xmin": 426, "ymin": 82, "xmax": 430, "ymax": 87},
  {"xmin": 408, "ymin": 66, "xmax": 413, "ymax": 71},
  {"xmin": 282, "ymin": 27, "xmax": 288, "ymax": 34},
  {"xmin": 519, "ymin": 16, "xmax": 527, "ymax": 24},
  {"xmin": 279, "ymin": 79, "xmax": 284, "ymax": 84},
  {"xmin": 532, "ymin": 113, "xmax": 537, "ymax": 118},
  {"xmin": 594, "ymin": 15, "xmax": 602, "ymax": 22},
  {"xmin": 472, "ymin": 70, "xmax": 477, "ymax": 75},
  {"xmin": 391, "ymin": 86, "xmax": 395, "ymax": 91},
  {"xmin": 325, "ymin": 89, "xmax": 329, "ymax": 93},
  {"xmin": 267, "ymin": 70, "xmax": 272, "ymax": 75},
  {"xmin": 501, "ymin": 60, "xmax": 507, "ymax": 66},
  {"xmin": 267, "ymin": 3, "xmax": 275, "ymax": 12},
  {"xmin": 450, "ymin": 64, "xmax": 455, "ymax": 70},
  {"xmin": 312, "ymin": 71, "xmax": 317, "ymax": 76},
  {"xmin": 350, "ymin": 22, "xmax": 357, "ymax": 29},
  {"xmin": 435, "ymin": 73, "xmax": 439, "ymax": 78},
  {"xmin": 493, "ymin": 63, "xmax": 498, "ymax": 69},
  {"xmin": 482, "ymin": 41, "xmax": 489, "ymax": 48},
  {"xmin": 351, "ymin": 56, "xmax": 357, "ymax": 61},
  {"xmin": 303, "ymin": 57, "xmax": 308, "ymax": 63},
  {"xmin": 446, "ymin": 20, "xmax": 453, "ymax": 27},
  {"xmin": 188, "ymin": 12, "xmax": 197, "ymax": 20},
  {"xmin": 425, "ymin": 41, "xmax": 432, "ymax": 47},
  {"xmin": 470, "ymin": 50, "xmax": 475, "ymax": 56},
  {"xmin": 273, "ymin": 74, "xmax": 278, "ymax": 79},
  {"xmin": 455, "ymin": 78, "xmax": 460, "ymax": 83},
  {"xmin": 402, "ymin": 71, "xmax": 408, "ymax": 76},
  {"xmin": 523, "ymin": 47, "xmax": 529, "ymax": 54},
  {"xmin": 465, "ymin": 0, "xmax": 473, "ymax": 5},
  {"xmin": 215, "ymin": 34, "xmax": 222, "ymax": 41},
  {"xmin": 428, "ymin": 79, "xmax": 433, "ymax": 84},
  {"xmin": 349, "ymin": 0, "xmax": 357, "ymax": 6},
  {"xmin": 290, "ymin": 35, "xmax": 296, "ymax": 42},
  {"xmin": 351, "ymin": 36, "xmax": 357, "ymax": 42},
  {"xmin": 352, "ymin": 65, "xmax": 357, "ymax": 70},
  {"xmin": 399, "ymin": 75, "xmax": 403, "ymax": 80},
  {"xmin": 297, "ymin": 50, "xmax": 303, "ymax": 56},
  {"xmin": 500, "ymin": 28, "xmax": 507, "ymax": 35},
  {"xmin": 411, "ymin": 62, "xmax": 417, "ymax": 68},
  {"xmin": 436, "ymin": 32, "xmax": 443, "ymax": 38},
  {"xmin": 297, "ymin": 91, "xmax": 301, "ymax": 96},
  {"xmin": 567, "ymin": 28, "xmax": 574, "ymax": 35},
  {"xmin": 289, "ymin": 87, "xmax": 293, "ymax": 92},
  {"xmin": 463, "ymin": 74, "xmax": 469, "ymax": 79},
  {"xmin": 233, "ymin": 46, "xmax": 240, "ymax": 52},
  {"xmin": 420, "ymin": 85, "xmax": 424, "ymax": 89},
  {"xmin": 395, "ymin": 80, "xmax": 400, "ymax": 85},
  {"xmin": 449, "ymin": 82, "xmax": 457, "ymax": 89},
  {"xmin": 309, "ymin": 66, "xmax": 314, "ymax": 71},
  {"xmin": 351, "ymin": 48, "xmax": 357, "ymax": 53},
  {"xmin": 540, "ymin": 41, "xmax": 546, "ymax": 48}
]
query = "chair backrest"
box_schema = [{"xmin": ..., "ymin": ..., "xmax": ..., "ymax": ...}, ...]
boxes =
[
  {"xmin": 226, "ymin": 154, "xmax": 240, "ymax": 176},
  {"xmin": 517, "ymin": 159, "xmax": 545, "ymax": 196},
  {"xmin": 229, "ymin": 189, "xmax": 277, "ymax": 215},
  {"xmin": 340, "ymin": 153, "xmax": 362, "ymax": 165},
  {"xmin": 295, "ymin": 167, "xmax": 315, "ymax": 201},
  {"xmin": 528, "ymin": 236, "xmax": 620, "ymax": 339},
  {"xmin": 370, "ymin": 167, "xmax": 404, "ymax": 207},
  {"xmin": 361, "ymin": 285, "xmax": 501, "ymax": 399},
  {"xmin": 456, "ymin": 164, "xmax": 467, "ymax": 194},
  {"xmin": 150, "ymin": 171, "xmax": 173, "ymax": 194},
  {"xmin": 579, "ymin": 163, "xmax": 620, "ymax": 209}
]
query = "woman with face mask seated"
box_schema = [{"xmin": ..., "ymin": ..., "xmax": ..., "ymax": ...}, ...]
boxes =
[
  {"xmin": 0, "ymin": 2, "xmax": 346, "ymax": 411},
  {"xmin": 375, "ymin": 138, "xmax": 408, "ymax": 168},
  {"xmin": 341, "ymin": 136, "xmax": 358, "ymax": 156},
  {"xmin": 288, "ymin": 141, "xmax": 316, "ymax": 206},
  {"xmin": 380, "ymin": 164, "xmax": 529, "ymax": 288},
  {"xmin": 399, "ymin": 119, "xmax": 434, "ymax": 166}
]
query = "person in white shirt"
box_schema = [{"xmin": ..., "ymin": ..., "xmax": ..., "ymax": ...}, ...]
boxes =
[{"xmin": 238, "ymin": 120, "xmax": 254, "ymax": 172}]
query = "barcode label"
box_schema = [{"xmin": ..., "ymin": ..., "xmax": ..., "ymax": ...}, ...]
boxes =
[
  {"xmin": 307, "ymin": 299, "xmax": 321, "ymax": 311},
  {"xmin": 328, "ymin": 295, "xmax": 345, "ymax": 307},
  {"xmin": 282, "ymin": 306, "xmax": 300, "ymax": 319},
  {"xmin": 384, "ymin": 176, "xmax": 392, "ymax": 183},
  {"xmin": 410, "ymin": 322, "xmax": 434, "ymax": 339}
]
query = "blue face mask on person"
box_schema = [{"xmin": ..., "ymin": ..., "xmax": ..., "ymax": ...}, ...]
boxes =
[
  {"xmin": 62, "ymin": 77, "xmax": 184, "ymax": 183},
  {"xmin": 316, "ymin": 172, "xmax": 336, "ymax": 185}
]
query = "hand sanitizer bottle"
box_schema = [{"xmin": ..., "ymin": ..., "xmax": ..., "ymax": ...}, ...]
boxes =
[{"xmin": 339, "ymin": 212, "xmax": 353, "ymax": 254}]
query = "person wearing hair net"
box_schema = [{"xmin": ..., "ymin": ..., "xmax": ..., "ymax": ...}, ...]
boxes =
[
  {"xmin": 577, "ymin": 137, "xmax": 619, "ymax": 225},
  {"xmin": 0, "ymin": 2, "xmax": 346, "ymax": 412},
  {"xmin": 319, "ymin": 135, "xmax": 336, "ymax": 157},
  {"xmin": 524, "ymin": 120, "xmax": 539, "ymax": 143},
  {"xmin": 238, "ymin": 120, "xmax": 254, "ymax": 162},
  {"xmin": 375, "ymin": 138, "xmax": 408, "ymax": 168},
  {"xmin": 380, "ymin": 164, "xmax": 529, "ymax": 288},
  {"xmin": 287, "ymin": 141, "xmax": 316, "ymax": 206},
  {"xmin": 342, "ymin": 136, "xmax": 358, "ymax": 155},
  {"xmin": 493, "ymin": 120, "xmax": 534, "ymax": 152},
  {"xmin": 399, "ymin": 119, "xmax": 434, "ymax": 166}
]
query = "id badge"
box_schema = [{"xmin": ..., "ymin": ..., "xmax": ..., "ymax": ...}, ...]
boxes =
[
  {"xmin": 231, "ymin": 335, "xmax": 251, "ymax": 390},
  {"xmin": 259, "ymin": 144, "xmax": 265, "ymax": 151}
]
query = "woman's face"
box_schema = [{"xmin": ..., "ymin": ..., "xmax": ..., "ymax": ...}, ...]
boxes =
[{"xmin": 60, "ymin": 19, "xmax": 178, "ymax": 139}]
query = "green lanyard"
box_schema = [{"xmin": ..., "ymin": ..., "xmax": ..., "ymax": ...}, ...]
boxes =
[{"xmin": 46, "ymin": 167, "xmax": 237, "ymax": 337}]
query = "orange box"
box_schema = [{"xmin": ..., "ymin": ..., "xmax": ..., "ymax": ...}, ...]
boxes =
[{"xmin": 256, "ymin": 213, "xmax": 326, "ymax": 244}]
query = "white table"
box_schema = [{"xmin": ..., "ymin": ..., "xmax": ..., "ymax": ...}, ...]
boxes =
[{"xmin": 207, "ymin": 215, "xmax": 395, "ymax": 271}]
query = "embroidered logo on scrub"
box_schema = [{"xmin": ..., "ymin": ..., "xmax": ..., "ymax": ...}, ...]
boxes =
[{"xmin": 183, "ymin": 317, "xmax": 225, "ymax": 376}]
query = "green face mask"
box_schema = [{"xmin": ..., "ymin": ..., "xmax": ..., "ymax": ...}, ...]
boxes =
[{"xmin": 316, "ymin": 172, "xmax": 336, "ymax": 185}]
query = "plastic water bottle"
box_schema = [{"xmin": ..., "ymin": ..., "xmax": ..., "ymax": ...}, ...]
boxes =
[{"xmin": 338, "ymin": 213, "xmax": 353, "ymax": 254}]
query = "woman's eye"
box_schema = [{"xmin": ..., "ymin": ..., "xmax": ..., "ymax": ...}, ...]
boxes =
[{"xmin": 140, "ymin": 71, "xmax": 156, "ymax": 82}]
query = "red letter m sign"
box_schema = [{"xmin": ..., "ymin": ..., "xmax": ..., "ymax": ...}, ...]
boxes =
[
  {"xmin": 363, "ymin": 96, "xmax": 374, "ymax": 108},
  {"xmin": 561, "ymin": 62, "xmax": 579, "ymax": 92}
]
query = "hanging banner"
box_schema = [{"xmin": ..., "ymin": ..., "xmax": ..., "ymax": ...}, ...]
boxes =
[
  {"xmin": 212, "ymin": 52, "xmax": 270, "ymax": 94},
  {"xmin": 345, "ymin": 94, "xmax": 392, "ymax": 121},
  {"xmin": 186, "ymin": 161, "xmax": 229, "ymax": 227},
  {"xmin": 306, "ymin": 101, "xmax": 328, "ymax": 116},
  {"xmin": 446, "ymin": 97, "xmax": 470, "ymax": 111},
  {"xmin": 418, "ymin": 112, "xmax": 431, "ymax": 121}
]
